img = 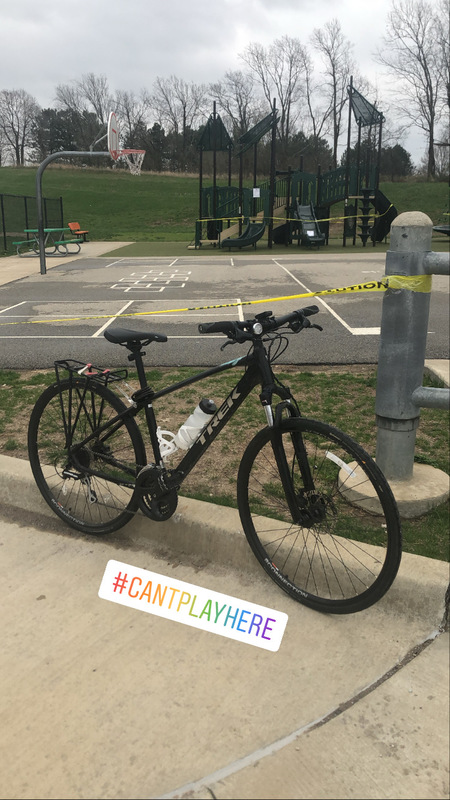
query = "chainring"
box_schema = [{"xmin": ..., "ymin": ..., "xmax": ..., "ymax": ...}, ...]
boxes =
[{"xmin": 136, "ymin": 464, "xmax": 179, "ymax": 521}]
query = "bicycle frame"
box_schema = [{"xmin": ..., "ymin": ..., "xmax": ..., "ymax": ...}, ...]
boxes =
[
  {"xmin": 139, "ymin": 341, "xmax": 297, "ymax": 489},
  {"xmin": 63, "ymin": 341, "xmax": 299, "ymax": 493}
]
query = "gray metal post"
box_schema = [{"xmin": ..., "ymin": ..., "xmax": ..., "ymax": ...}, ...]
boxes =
[
  {"xmin": 36, "ymin": 151, "xmax": 110, "ymax": 275},
  {"xmin": 375, "ymin": 212, "xmax": 433, "ymax": 480}
]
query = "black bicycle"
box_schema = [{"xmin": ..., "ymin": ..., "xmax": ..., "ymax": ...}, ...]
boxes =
[{"xmin": 27, "ymin": 305, "xmax": 402, "ymax": 614}]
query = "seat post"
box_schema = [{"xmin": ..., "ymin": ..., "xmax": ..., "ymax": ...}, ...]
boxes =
[
  {"xmin": 127, "ymin": 345, "xmax": 148, "ymax": 390},
  {"xmin": 127, "ymin": 344, "xmax": 162, "ymax": 463}
]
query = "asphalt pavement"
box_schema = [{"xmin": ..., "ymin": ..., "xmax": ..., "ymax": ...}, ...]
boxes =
[
  {"xmin": 0, "ymin": 243, "xmax": 448, "ymax": 800},
  {"xmin": 0, "ymin": 241, "xmax": 449, "ymax": 369}
]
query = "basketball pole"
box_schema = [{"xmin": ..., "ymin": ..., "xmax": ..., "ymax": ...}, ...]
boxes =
[{"xmin": 36, "ymin": 151, "xmax": 110, "ymax": 275}]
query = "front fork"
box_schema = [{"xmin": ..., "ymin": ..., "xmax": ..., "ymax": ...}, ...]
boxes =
[{"xmin": 262, "ymin": 391, "xmax": 317, "ymax": 524}]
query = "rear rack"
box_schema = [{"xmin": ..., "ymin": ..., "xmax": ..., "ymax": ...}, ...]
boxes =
[{"xmin": 54, "ymin": 359, "xmax": 128, "ymax": 387}]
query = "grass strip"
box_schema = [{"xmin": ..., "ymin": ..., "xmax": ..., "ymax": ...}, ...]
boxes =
[{"xmin": 0, "ymin": 365, "xmax": 448, "ymax": 563}]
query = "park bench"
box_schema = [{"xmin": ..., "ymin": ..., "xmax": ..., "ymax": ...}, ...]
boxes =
[
  {"xmin": 68, "ymin": 221, "xmax": 89, "ymax": 241},
  {"xmin": 53, "ymin": 237, "xmax": 83, "ymax": 254},
  {"xmin": 12, "ymin": 239, "xmax": 37, "ymax": 256}
]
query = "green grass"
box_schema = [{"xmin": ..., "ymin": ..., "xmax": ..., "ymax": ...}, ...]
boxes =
[
  {"xmin": 1, "ymin": 166, "xmax": 449, "ymax": 255},
  {"xmin": 0, "ymin": 365, "xmax": 448, "ymax": 563}
]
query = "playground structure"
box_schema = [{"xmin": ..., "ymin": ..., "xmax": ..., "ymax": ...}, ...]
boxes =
[{"xmin": 193, "ymin": 82, "xmax": 397, "ymax": 250}]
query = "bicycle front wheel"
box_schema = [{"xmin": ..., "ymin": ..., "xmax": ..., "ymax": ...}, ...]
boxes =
[
  {"xmin": 237, "ymin": 418, "xmax": 402, "ymax": 614},
  {"xmin": 28, "ymin": 378, "xmax": 146, "ymax": 534}
]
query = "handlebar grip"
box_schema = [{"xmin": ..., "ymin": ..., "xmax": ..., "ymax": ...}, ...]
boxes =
[
  {"xmin": 198, "ymin": 321, "xmax": 237, "ymax": 335},
  {"xmin": 302, "ymin": 305, "xmax": 319, "ymax": 316}
]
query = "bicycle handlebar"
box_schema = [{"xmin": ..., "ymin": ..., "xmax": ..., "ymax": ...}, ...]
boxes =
[{"xmin": 198, "ymin": 305, "xmax": 320, "ymax": 339}]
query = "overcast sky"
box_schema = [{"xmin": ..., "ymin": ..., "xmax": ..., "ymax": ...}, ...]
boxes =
[{"xmin": 0, "ymin": 0, "xmax": 428, "ymax": 165}]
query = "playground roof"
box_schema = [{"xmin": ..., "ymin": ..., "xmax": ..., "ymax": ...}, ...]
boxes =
[
  {"xmin": 350, "ymin": 86, "xmax": 385, "ymax": 127},
  {"xmin": 198, "ymin": 114, "xmax": 233, "ymax": 151},
  {"xmin": 235, "ymin": 110, "xmax": 279, "ymax": 155}
]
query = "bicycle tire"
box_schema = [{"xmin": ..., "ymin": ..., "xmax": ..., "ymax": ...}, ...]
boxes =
[
  {"xmin": 237, "ymin": 418, "xmax": 402, "ymax": 614},
  {"xmin": 28, "ymin": 377, "xmax": 146, "ymax": 534}
]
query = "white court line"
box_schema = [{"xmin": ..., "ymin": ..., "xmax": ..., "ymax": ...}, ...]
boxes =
[
  {"xmin": 102, "ymin": 258, "xmax": 126, "ymax": 269},
  {"xmin": 236, "ymin": 299, "xmax": 244, "ymax": 322},
  {"xmin": 0, "ymin": 301, "xmax": 27, "ymax": 313},
  {"xmin": 92, "ymin": 301, "xmax": 134, "ymax": 337},
  {"xmin": 273, "ymin": 261, "xmax": 380, "ymax": 336}
]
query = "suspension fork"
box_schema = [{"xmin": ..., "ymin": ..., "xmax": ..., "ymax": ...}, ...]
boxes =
[
  {"xmin": 273, "ymin": 402, "xmax": 316, "ymax": 494},
  {"xmin": 255, "ymin": 344, "xmax": 316, "ymax": 520},
  {"xmin": 252, "ymin": 345, "xmax": 303, "ymax": 521}
]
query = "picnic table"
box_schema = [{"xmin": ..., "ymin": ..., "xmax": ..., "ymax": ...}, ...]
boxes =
[{"xmin": 13, "ymin": 227, "xmax": 82, "ymax": 257}]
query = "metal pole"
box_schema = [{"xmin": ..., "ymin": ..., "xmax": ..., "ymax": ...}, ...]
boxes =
[
  {"xmin": 375, "ymin": 212, "xmax": 433, "ymax": 480},
  {"xmin": 212, "ymin": 102, "xmax": 217, "ymax": 232},
  {"xmin": 0, "ymin": 194, "xmax": 6, "ymax": 252},
  {"xmin": 343, "ymin": 77, "xmax": 353, "ymax": 247},
  {"xmin": 36, "ymin": 151, "xmax": 110, "ymax": 275},
  {"xmin": 268, "ymin": 99, "xmax": 277, "ymax": 249}
]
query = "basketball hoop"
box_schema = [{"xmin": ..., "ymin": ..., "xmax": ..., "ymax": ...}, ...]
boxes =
[
  {"xmin": 107, "ymin": 112, "xmax": 145, "ymax": 175},
  {"xmin": 118, "ymin": 149, "xmax": 146, "ymax": 176}
]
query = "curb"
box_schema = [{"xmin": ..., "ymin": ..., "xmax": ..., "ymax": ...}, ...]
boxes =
[{"xmin": 0, "ymin": 453, "xmax": 448, "ymax": 630}]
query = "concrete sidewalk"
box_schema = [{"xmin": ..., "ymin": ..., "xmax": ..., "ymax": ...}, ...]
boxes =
[
  {"xmin": 0, "ymin": 242, "xmax": 448, "ymax": 798},
  {"xmin": 0, "ymin": 453, "xmax": 448, "ymax": 800},
  {"xmin": 0, "ymin": 240, "xmax": 131, "ymax": 284}
]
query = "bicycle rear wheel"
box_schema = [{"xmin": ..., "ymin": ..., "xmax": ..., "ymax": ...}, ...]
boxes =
[
  {"xmin": 237, "ymin": 418, "xmax": 402, "ymax": 614},
  {"xmin": 28, "ymin": 378, "xmax": 146, "ymax": 534}
]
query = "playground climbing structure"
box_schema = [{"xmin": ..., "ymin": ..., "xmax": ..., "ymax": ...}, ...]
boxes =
[{"xmin": 193, "ymin": 82, "xmax": 397, "ymax": 250}]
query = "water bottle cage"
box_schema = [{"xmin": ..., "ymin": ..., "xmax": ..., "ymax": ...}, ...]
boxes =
[{"xmin": 174, "ymin": 424, "xmax": 205, "ymax": 449}]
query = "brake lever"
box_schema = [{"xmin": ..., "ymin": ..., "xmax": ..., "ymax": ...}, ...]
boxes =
[
  {"xmin": 289, "ymin": 319, "xmax": 323, "ymax": 333},
  {"xmin": 220, "ymin": 339, "xmax": 236, "ymax": 351}
]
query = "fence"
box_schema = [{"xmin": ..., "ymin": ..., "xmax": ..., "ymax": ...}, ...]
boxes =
[
  {"xmin": 375, "ymin": 211, "xmax": 450, "ymax": 484},
  {"xmin": 0, "ymin": 192, "xmax": 64, "ymax": 253}
]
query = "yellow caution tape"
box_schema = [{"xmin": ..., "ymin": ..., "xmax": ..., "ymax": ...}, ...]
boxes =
[
  {"xmin": 386, "ymin": 274, "xmax": 432, "ymax": 293},
  {"xmin": 0, "ymin": 274, "xmax": 431, "ymax": 328},
  {"xmin": 198, "ymin": 204, "xmax": 394, "ymax": 226}
]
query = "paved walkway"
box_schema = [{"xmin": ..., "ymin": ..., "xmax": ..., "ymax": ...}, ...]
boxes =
[
  {"xmin": 0, "ymin": 242, "xmax": 448, "ymax": 800},
  {"xmin": 0, "ymin": 240, "xmax": 131, "ymax": 284},
  {"xmin": 0, "ymin": 453, "xmax": 448, "ymax": 800}
]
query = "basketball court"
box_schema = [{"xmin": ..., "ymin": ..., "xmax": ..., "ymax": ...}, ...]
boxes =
[{"xmin": 0, "ymin": 246, "xmax": 448, "ymax": 371}]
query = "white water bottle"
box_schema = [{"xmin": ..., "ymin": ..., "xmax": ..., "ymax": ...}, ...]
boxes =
[{"xmin": 173, "ymin": 399, "xmax": 217, "ymax": 450}]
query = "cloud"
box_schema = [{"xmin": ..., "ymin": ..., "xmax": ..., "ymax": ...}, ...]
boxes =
[{"xmin": 0, "ymin": 0, "xmax": 429, "ymax": 162}]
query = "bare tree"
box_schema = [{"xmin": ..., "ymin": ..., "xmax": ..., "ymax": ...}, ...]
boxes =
[
  {"xmin": 240, "ymin": 36, "xmax": 308, "ymax": 153},
  {"xmin": 55, "ymin": 81, "xmax": 86, "ymax": 116},
  {"xmin": 78, "ymin": 73, "xmax": 112, "ymax": 124},
  {"xmin": 114, "ymin": 89, "xmax": 153, "ymax": 148},
  {"xmin": 56, "ymin": 75, "xmax": 110, "ymax": 118},
  {"xmin": 296, "ymin": 46, "xmax": 334, "ymax": 160},
  {"xmin": 0, "ymin": 89, "xmax": 40, "ymax": 165},
  {"xmin": 435, "ymin": 0, "xmax": 449, "ymax": 110},
  {"xmin": 311, "ymin": 20, "xmax": 355, "ymax": 168},
  {"xmin": 55, "ymin": 73, "xmax": 113, "ymax": 149},
  {"xmin": 376, "ymin": 0, "xmax": 447, "ymax": 178},
  {"xmin": 151, "ymin": 75, "xmax": 208, "ymax": 139},
  {"xmin": 209, "ymin": 70, "xmax": 262, "ymax": 139}
]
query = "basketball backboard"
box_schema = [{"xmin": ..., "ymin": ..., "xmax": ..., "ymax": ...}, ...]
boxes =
[{"xmin": 107, "ymin": 112, "xmax": 120, "ymax": 161}]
